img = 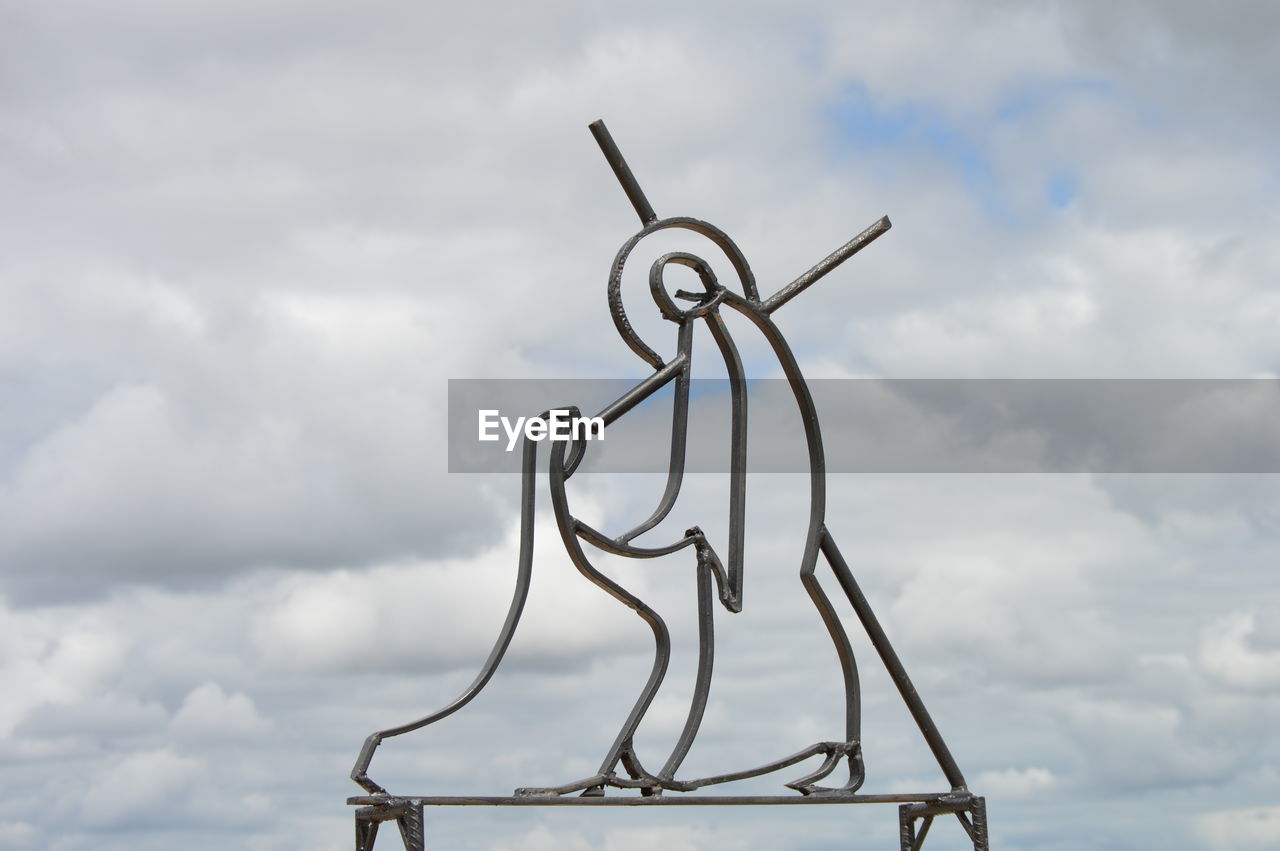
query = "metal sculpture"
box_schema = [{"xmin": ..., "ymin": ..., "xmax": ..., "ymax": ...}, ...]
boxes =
[{"xmin": 347, "ymin": 120, "xmax": 987, "ymax": 850}]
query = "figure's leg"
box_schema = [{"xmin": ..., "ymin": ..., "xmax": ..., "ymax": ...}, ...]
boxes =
[
  {"xmin": 789, "ymin": 527, "xmax": 864, "ymax": 794},
  {"xmin": 585, "ymin": 573, "xmax": 673, "ymax": 795},
  {"xmin": 592, "ymin": 534, "xmax": 858, "ymax": 796},
  {"xmin": 656, "ymin": 545, "xmax": 718, "ymax": 785},
  {"xmin": 628, "ymin": 529, "xmax": 864, "ymax": 796},
  {"xmin": 516, "ymin": 552, "xmax": 673, "ymax": 797}
]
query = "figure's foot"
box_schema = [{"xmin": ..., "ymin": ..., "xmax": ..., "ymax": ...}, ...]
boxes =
[
  {"xmin": 351, "ymin": 770, "xmax": 388, "ymax": 796},
  {"xmin": 514, "ymin": 774, "xmax": 609, "ymax": 798},
  {"xmin": 514, "ymin": 772, "xmax": 668, "ymax": 798},
  {"xmin": 785, "ymin": 742, "xmax": 863, "ymax": 796}
]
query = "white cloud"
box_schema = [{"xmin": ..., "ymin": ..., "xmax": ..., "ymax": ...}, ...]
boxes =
[
  {"xmin": 973, "ymin": 766, "xmax": 1056, "ymax": 799},
  {"xmin": 1199, "ymin": 612, "xmax": 1280, "ymax": 691},
  {"xmin": 80, "ymin": 748, "xmax": 206, "ymax": 828},
  {"xmin": 248, "ymin": 506, "xmax": 633, "ymax": 676},
  {"xmin": 171, "ymin": 682, "xmax": 270, "ymax": 739},
  {"xmin": 1196, "ymin": 805, "xmax": 1280, "ymax": 851},
  {"xmin": 0, "ymin": 821, "xmax": 38, "ymax": 851}
]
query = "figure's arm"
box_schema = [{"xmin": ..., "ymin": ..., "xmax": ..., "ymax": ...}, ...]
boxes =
[
  {"xmin": 562, "ymin": 319, "xmax": 697, "ymax": 554},
  {"xmin": 559, "ymin": 321, "xmax": 744, "ymax": 614},
  {"xmin": 613, "ymin": 318, "xmax": 695, "ymax": 546},
  {"xmin": 563, "ymin": 343, "xmax": 688, "ymax": 476}
]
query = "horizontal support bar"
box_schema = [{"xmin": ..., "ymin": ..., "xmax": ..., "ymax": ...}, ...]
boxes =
[
  {"xmin": 354, "ymin": 804, "xmax": 416, "ymax": 823},
  {"xmin": 349, "ymin": 792, "xmax": 961, "ymax": 807},
  {"xmin": 900, "ymin": 797, "xmax": 980, "ymax": 818}
]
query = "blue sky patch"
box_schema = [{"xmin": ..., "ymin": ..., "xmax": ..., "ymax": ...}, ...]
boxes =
[
  {"xmin": 829, "ymin": 85, "xmax": 1010, "ymax": 222},
  {"xmin": 1047, "ymin": 169, "xmax": 1078, "ymax": 208},
  {"xmin": 829, "ymin": 79, "xmax": 1107, "ymax": 222}
]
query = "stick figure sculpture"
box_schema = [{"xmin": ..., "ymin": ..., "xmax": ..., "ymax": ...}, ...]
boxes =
[{"xmin": 348, "ymin": 121, "xmax": 987, "ymax": 851}]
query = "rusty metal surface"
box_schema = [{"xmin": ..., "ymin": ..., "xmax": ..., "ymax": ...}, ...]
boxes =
[{"xmin": 347, "ymin": 120, "xmax": 986, "ymax": 850}]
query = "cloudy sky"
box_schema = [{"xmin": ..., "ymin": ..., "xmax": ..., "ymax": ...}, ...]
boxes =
[{"xmin": 3, "ymin": 1, "xmax": 1280, "ymax": 848}]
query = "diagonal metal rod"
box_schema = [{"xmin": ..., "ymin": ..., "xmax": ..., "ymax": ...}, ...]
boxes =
[
  {"xmin": 589, "ymin": 119, "xmax": 658, "ymax": 225},
  {"xmin": 764, "ymin": 215, "xmax": 891, "ymax": 313},
  {"xmin": 819, "ymin": 531, "xmax": 968, "ymax": 792}
]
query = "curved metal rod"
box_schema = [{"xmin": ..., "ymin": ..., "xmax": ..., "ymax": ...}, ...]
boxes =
[
  {"xmin": 712, "ymin": 287, "xmax": 863, "ymax": 790},
  {"xmin": 508, "ymin": 239, "xmax": 878, "ymax": 797},
  {"xmin": 678, "ymin": 741, "xmax": 853, "ymax": 793},
  {"xmin": 607, "ymin": 216, "xmax": 760, "ymax": 369},
  {"xmin": 350, "ymin": 410, "xmax": 547, "ymax": 795},
  {"xmin": 354, "ymin": 116, "xmax": 970, "ymax": 808},
  {"xmin": 668, "ymin": 741, "xmax": 855, "ymax": 793},
  {"xmin": 616, "ymin": 319, "xmax": 695, "ymax": 544},
  {"xmin": 575, "ymin": 520, "xmax": 696, "ymax": 558},
  {"xmin": 529, "ymin": 304, "xmax": 745, "ymax": 794},
  {"xmin": 703, "ymin": 309, "xmax": 746, "ymax": 613},
  {"xmin": 530, "ymin": 276, "xmax": 756, "ymax": 794},
  {"xmin": 547, "ymin": 436, "xmax": 674, "ymax": 789},
  {"xmin": 350, "ymin": 347, "xmax": 703, "ymax": 794},
  {"xmin": 657, "ymin": 548, "xmax": 716, "ymax": 781}
]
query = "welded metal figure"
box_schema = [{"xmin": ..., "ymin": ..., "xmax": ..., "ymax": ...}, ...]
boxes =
[{"xmin": 348, "ymin": 121, "xmax": 987, "ymax": 851}]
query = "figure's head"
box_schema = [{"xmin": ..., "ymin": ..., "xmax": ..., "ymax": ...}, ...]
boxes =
[
  {"xmin": 607, "ymin": 217, "xmax": 760, "ymax": 369},
  {"xmin": 648, "ymin": 251, "xmax": 721, "ymax": 322}
]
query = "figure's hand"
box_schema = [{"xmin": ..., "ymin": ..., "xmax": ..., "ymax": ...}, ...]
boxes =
[
  {"xmin": 554, "ymin": 406, "xmax": 591, "ymax": 478},
  {"xmin": 686, "ymin": 528, "xmax": 739, "ymax": 612}
]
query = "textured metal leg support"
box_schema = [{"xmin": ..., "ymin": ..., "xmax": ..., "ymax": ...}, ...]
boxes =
[
  {"xmin": 355, "ymin": 818, "xmax": 378, "ymax": 851},
  {"xmin": 898, "ymin": 797, "xmax": 987, "ymax": 851},
  {"xmin": 968, "ymin": 797, "xmax": 988, "ymax": 850},
  {"xmin": 397, "ymin": 805, "xmax": 426, "ymax": 851}
]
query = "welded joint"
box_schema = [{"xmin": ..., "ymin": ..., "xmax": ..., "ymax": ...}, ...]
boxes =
[
  {"xmin": 899, "ymin": 796, "xmax": 987, "ymax": 851},
  {"xmin": 354, "ymin": 801, "xmax": 425, "ymax": 851}
]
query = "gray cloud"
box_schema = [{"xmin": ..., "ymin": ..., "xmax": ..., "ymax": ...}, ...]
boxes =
[{"xmin": 2, "ymin": 1, "xmax": 1279, "ymax": 848}]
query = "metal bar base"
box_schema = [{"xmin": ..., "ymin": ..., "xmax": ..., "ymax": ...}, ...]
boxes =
[
  {"xmin": 351, "ymin": 792, "xmax": 986, "ymax": 850},
  {"xmin": 899, "ymin": 796, "xmax": 987, "ymax": 851},
  {"xmin": 349, "ymin": 790, "xmax": 960, "ymax": 807}
]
